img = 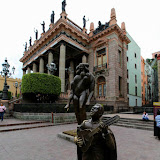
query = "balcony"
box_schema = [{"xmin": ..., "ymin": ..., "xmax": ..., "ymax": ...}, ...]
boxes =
[{"xmin": 93, "ymin": 63, "xmax": 108, "ymax": 73}]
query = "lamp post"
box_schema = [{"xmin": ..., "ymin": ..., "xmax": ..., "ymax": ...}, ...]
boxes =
[
  {"xmin": 46, "ymin": 60, "xmax": 57, "ymax": 75},
  {"xmin": 0, "ymin": 58, "xmax": 15, "ymax": 100},
  {"xmin": 13, "ymin": 81, "xmax": 19, "ymax": 97}
]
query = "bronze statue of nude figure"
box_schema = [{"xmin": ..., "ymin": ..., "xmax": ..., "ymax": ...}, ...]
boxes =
[{"xmin": 65, "ymin": 63, "xmax": 95, "ymax": 125}]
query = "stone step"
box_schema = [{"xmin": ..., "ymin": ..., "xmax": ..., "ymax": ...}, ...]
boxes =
[
  {"xmin": 102, "ymin": 116, "xmax": 154, "ymax": 131},
  {"xmin": 0, "ymin": 122, "xmax": 54, "ymax": 132},
  {"xmin": 0, "ymin": 120, "xmax": 49, "ymax": 127}
]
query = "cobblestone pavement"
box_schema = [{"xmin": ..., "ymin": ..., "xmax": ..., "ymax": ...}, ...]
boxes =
[{"xmin": 0, "ymin": 121, "xmax": 159, "ymax": 160}]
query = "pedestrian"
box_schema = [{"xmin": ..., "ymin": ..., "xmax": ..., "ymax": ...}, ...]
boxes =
[
  {"xmin": 155, "ymin": 110, "xmax": 160, "ymax": 140},
  {"xmin": 0, "ymin": 103, "xmax": 6, "ymax": 121},
  {"xmin": 142, "ymin": 111, "xmax": 149, "ymax": 121}
]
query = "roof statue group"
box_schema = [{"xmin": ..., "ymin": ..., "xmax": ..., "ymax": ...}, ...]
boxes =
[{"xmin": 23, "ymin": 0, "xmax": 89, "ymax": 52}]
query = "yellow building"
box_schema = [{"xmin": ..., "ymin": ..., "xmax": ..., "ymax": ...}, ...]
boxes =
[{"xmin": 0, "ymin": 76, "xmax": 21, "ymax": 97}]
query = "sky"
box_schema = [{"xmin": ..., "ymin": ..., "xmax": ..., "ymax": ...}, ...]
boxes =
[{"xmin": 0, "ymin": 0, "xmax": 160, "ymax": 79}]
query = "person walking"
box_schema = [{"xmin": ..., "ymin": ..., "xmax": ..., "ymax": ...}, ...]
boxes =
[{"xmin": 0, "ymin": 103, "xmax": 6, "ymax": 121}]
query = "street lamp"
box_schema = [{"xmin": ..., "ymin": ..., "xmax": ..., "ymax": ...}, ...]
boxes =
[
  {"xmin": 0, "ymin": 58, "xmax": 15, "ymax": 100},
  {"xmin": 46, "ymin": 60, "xmax": 57, "ymax": 75},
  {"xmin": 13, "ymin": 81, "xmax": 19, "ymax": 97}
]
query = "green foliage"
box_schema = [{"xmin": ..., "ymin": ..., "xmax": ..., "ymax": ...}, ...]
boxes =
[{"xmin": 21, "ymin": 73, "xmax": 61, "ymax": 95}]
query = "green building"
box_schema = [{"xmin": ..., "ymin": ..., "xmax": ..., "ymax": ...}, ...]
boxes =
[{"xmin": 127, "ymin": 33, "xmax": 142, "ymax": 106}]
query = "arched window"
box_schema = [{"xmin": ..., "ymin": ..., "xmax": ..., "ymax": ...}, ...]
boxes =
[{"xmin": 97, "ymin": 76, "xmax": 106, "ymax": 97}]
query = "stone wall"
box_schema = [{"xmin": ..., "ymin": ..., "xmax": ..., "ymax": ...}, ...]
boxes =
[{"xmin": 13, "ymin": 111, "xmax": 109, "ymax": 124}]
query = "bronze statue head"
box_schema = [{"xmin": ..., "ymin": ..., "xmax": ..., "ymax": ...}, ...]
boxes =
[{"xmin": 90, "ymin": 103, "xmax": 104, "ymax": 120}]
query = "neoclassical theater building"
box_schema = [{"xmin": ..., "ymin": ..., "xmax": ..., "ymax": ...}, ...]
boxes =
[{"xmin": 20, "ymin": 8, "xmax": 130, "ymax": 110}]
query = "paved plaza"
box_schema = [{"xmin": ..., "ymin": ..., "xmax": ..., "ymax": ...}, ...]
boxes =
[{"xmin": 0, "ymin": 118, "xmax": 159, "ymax": 160}]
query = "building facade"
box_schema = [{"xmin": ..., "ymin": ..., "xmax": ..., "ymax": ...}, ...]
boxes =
[
  {"xmin": 20, "ymin": 8, "xmax": 130, "ymax": 110},
  {"xmin": 145, "ymin": 61, "xmax": 154, "ymax": 104},
  {"xmin": 127, "ymin": 33, "xmax": 141, "ymax": 106},
  {"xmin": 141, "ymin": 56, "xmax": 146, "ymax": 105},
  {"xmin": 0, "ymin": 76, "xmax": 21, "ymax": 97}
]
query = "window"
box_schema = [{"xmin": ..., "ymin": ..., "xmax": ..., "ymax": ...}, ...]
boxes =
[
  {"xmin": 97, "ymin": 76, "xmax": 106, "ymax": 97},
  {"xmin": 135, "ymin": 53, "xmax": 137, "ymax": 58},
  {"xmin": 135, "ymin": 64, "xmax": 137, "ymax": 69},
  {"xmin": 127, "ymin": 83, "xmax": 129, "ymax": 94},
  {"xmin": 135, "ymin": 75, "xmax": 137, "ymax": 83},
  {"xmin": 118, "ymin": 50, "xmax": 122, "ymax": 66},
  {"xmin": 127, "ymin": 57, "xmax": 128, "ymax": 62},
  {"xmin": 119, "ymin": 76, "xmax": 122, "ymax": 96},
  {"xmin": 135, "ymin": 87, "xmax": 137, "ymax": 96},
  {"xmin": 97, "ymin": 48, "xmax": 107, "ymax": 67},
  {"xmin": 127, "ymin": 69, "xmax": 129, "ymax": 79},
  {"xmin": 135, "ymin": 99, "xmax": 137, "ymax": 106}
]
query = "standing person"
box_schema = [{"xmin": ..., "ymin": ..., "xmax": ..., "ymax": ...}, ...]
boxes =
[
  {"xmin": 142, "ymin": 111, "xmax": 149, "ymax": 121},
  {"xmin": 0, "ymin": 103, "xmax": 6, "ymax": 121},
  {"xmin": 155, "ymin": 110, "xmax": 160, "ymax": 139}
]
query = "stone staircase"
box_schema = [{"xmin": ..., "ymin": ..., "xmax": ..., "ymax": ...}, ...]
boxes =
[
  {"xmin": 0, "ymin": 120, "xmax": 54, "ymax": 132},
  {"xmin": 102, "ymin": 116, "xmax": 154, "ymax": 131}
]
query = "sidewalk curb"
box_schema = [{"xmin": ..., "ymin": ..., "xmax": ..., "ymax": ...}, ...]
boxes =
[{"xmin": 57, "ymin": 132, "xmax": 75, "ymax": 143}]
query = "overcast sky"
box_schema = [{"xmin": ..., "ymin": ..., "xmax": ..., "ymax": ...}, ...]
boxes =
[{"xmin": 0, "ymin": 0, "xmax": 160, "ymax": 79}]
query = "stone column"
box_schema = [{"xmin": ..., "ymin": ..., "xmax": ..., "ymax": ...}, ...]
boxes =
[
  {"xmin": 39, "ymin": 57, "xmax": 44, "ymax": 73},
  {"xmin": 69, "ymin": 61, "xmax": 74, "ymax": 89},
  {"xmin": 33, "ymin": 63, "xmax": 37, "ymax": 73},
  {"xmin": 27, "ymin": 67, "xmax": 31, "ymax": 74},
  {"xmin": 82, "ymin": 55, "xmax": 87, "ymax": 63},
  {"xmin": 23, "ymin": 70, "xmax": 26, "ymax": 75},
  {"xmin": 48, "ymin": 52, "xmax": 53, "ymax": 74},
  {"xmin": 59, "ymin": 43, "xmax": 66, "ymax": 92}
]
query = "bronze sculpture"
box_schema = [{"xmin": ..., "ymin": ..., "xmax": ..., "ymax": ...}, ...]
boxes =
[
  {"xmin": 34, "ymin": 29, "xmax": 38, "ymax": 40},
  {"xmin": 29, "ymin": 37, "xmax": 32, "ymax": 46},
  {"xmin": 65, "ymin": 63, "xmax": 95, "ymax": 125},
  {"xmin": 51, "ymin": 11, "xmax": 55, "ymax": 23},
  {"xmin": 62, "ymin": 0, "xmax": 66, "ymax": 12},
  {"xmin": 41, "ymin": 21, "xmax": 45, "ymax": 33},
  {"xmin": 75, "ymin": 104, "xmax": 118, "ymax": 160},
  {"xmin": 83, "ymin": 16, "xmax": 86, "ymax": 28}
]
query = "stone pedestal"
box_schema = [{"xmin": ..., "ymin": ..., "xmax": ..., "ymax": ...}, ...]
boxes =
[
  {"xmin": 60, "ymin": 12, "xmax": 67, "ymax": 20},
  {"xmin": 41, "ymin": 33, "xmax": 45, "ymax": 37},
  {"xmin": 83, "ymin": 28, "xmax": 87, "ymax": 34},
  {"xmin": 49, "ymin": 23, "xmax": 54, "ymax": 29}
]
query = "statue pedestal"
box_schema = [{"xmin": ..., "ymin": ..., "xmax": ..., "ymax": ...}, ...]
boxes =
[
  {"xmin": 83, "ymin": 27, "xmax": 87, "ymax": 34},
  {"xmin": 49, "ymin": 23, "xmax": 54, "ymax": 29},
  {"xmin": 60, "ymin": 12, "xmax": 68, "ymax": 20},
  {"xmin": 34, "ymin": 40, "xmax": 38, "ymax": 44},
  {"xmin": 41, "ymin": 33, "xmax": 45, "ymax": 37},
  {"xmin": 29, "ymin": 46, "xmax": 32, "ymax": 50}
]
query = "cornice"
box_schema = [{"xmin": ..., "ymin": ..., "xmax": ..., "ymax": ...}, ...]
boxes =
[
  {"xmin": 20, "ymin": 18, "xmax": 89, "ymax": 62},
  {"xmin": 89, "ymin": 24, "xmax": 130, "ymax": 44}
]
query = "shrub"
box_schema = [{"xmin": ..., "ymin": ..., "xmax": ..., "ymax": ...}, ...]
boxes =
[
  {"xmin": 21, "ymin": 73, "xmax": 61, "ymax": 103},
  {"xmin": 21, "ymin": 73, "xmax": 61, "ymax": 95}
]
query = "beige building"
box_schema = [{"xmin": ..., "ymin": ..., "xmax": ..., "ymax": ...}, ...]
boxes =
[{"xmin": 0, "ymin": 76, "xmax": 21, "ymax": 97}]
